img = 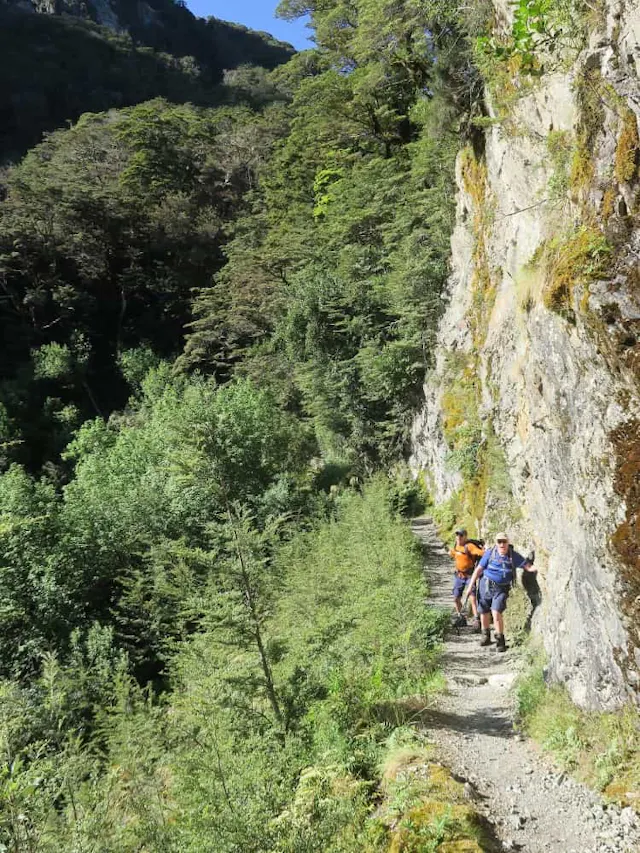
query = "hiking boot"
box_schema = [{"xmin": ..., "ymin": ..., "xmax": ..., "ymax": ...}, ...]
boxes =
[
  {"xmin": 472, "ymin": 616, "xmax": 481, "ymax": 634},
  {"xmin": 451, "ymin": 613, "xmax": 466, "ymax": 628},
  {"xmin": 495, "ymin": 633, "xmax": 507, "ymax": 653},
  {"xmin": 479, "ymin": 629, "xmax": 492, "ymax": 647}
]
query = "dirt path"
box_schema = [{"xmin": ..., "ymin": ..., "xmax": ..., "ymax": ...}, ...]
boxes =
[{"xmin": 412, "ymin": 517, "xmax": 640, "ymax": 853}]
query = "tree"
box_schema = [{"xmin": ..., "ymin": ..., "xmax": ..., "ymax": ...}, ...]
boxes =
[
  {"xmin": 0, "ymin": 100, "xmax": 272, "ymax": 469},
  {"xmin": 185, "ymin": 0, "xmax": 468, "ymax": 463},
  {"xmin": 0, "ymin": 466, "xmax": 62, "ymax": 677}
]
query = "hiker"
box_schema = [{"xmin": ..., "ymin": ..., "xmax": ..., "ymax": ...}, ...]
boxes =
[
  {"xmin": 449, "ymin": 528, "xmax": 484, "ymax": 632},
  {"xmin": 464, "ymin": 532, "xmax": 534, "ymax": 652}
]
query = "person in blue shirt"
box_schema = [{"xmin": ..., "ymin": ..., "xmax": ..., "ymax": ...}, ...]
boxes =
[{"xmin": 464, "ymin": 531, "xmax": 534, "ymax": 652}]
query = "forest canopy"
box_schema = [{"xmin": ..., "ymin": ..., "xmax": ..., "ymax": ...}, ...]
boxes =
[
  {"xmin": 0, "ymin": 0, "xmax": 294, "ymax": 161},
  {"xmin": 0, "ymin": 0, "xmax": 482, "ymax": 849}
]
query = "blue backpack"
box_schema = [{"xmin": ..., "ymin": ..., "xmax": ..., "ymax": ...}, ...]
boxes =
[{"xmin": 486, "ymin": 544, "xmax": 516, "ymax": 586}]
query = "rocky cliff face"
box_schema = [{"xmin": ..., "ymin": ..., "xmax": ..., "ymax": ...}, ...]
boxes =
[
  {"xmin": 3, "ymin": 0, "xmax": 159, "ymax": 31},
  {"xmin": 410, "ymin": 0, "xmax": 640, "ymax": 710},
  {"xmin": 0, "ymin": 0, "xmax": 294, "ymax": 60}
]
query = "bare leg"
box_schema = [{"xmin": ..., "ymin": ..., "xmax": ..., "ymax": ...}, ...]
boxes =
[
  {"xmin": 493, "ymin": 610, "xmax": 504, "ymax": 634},
  {"xmin": 481, "ymin": 612, "xmax": 491, "ymax": 630},
  {"xmin": 453, "ymin": 596, "xmax": 462, "ymax": 614},
  {"xmin": 469, "ymin": 593, "xmax": 478, "ymax": 617}
]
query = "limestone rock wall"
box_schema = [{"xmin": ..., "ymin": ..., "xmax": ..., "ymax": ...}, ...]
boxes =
[{"xmin": 411, "ymin": 0, "xmax": 640, "ymax": 709}]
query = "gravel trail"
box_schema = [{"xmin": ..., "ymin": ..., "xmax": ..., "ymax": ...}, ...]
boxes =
[{"xmin": 412, "ymin": 516, "xmax": 640, "ymax": 853}]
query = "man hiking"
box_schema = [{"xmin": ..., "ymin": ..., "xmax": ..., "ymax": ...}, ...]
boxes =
[
  {"xmin": 450, "ymin": 528, "xmax": 484, "ymax": 632},
  {"xmin": 464, "ymin": 532, "xmax": 534, "ymax": 652}
]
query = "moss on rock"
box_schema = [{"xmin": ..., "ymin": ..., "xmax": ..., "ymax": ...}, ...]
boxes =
[
  {"xmin": 614, "ymin": 110, "xmax": 640, "ymax": 185},
  {"xmin": 540, "ymin": 226, "xmax": 610, "ymax": 316},
  {"xmin": 389, "ymin": 800, "xmax": 483, "ymax": 853},
  {"xmin": 380, "ymin": 757, "xmax": 494, "ymax": 852},
  {"xmin": 610, "ymin": 419, "xmax": 640, "ymax": 666}
]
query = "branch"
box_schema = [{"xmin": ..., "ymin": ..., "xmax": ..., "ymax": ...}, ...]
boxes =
[{"xmin": 496, "ymin": 198, "xmax": 551, "ymax": 218}]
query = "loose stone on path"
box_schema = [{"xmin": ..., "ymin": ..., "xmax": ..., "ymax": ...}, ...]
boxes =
[{"xmin": 412, "ymin": 516, "xmax": 640, "ymax": 853}]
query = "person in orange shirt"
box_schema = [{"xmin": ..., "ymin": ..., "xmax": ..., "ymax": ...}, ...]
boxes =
[{"xmin": 449, "ymin": 528, "xmax": 484, "ymax": 631}]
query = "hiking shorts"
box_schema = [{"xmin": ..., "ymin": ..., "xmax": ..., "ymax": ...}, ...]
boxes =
[
  {"xmin": 452, "ymin": 575, "xmax": 476, "ymax": 599},
  {"xmin": 478, "ymin": 576, "xmax": 511, "ymax": 614}
]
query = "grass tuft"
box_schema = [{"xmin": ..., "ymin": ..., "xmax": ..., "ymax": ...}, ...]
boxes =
[
  {"xmin": 540, "ymin": 226, "xmax": 610, "ymax": 315},
  {"xmin": 516, "ymin": 654, "xmax": 640, "ymax": 806},
  {"xmin": 503, "ymin": 585, "xmax": 533, "ymax": 646}
]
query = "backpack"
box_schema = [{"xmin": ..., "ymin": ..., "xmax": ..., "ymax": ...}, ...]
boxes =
[
  {"xmin": 453, "ymin": 538, "xmax": 485, "ymax": 577},
  {"xmin": 487, "ymin": 544, "xmax": 516, "ymax": 586},
  {"xmin": 464, "ymin": 538, "xmax": 485, "ymax": 566}
]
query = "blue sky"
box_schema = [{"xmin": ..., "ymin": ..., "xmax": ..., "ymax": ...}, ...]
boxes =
[{"xmin": 186, "ymin": 1, "xmax": 313, "ymax": 50}]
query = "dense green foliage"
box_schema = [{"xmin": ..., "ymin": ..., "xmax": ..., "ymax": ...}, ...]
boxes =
[
  {"xmin": 0, "ymin": 0, "xmax": 475, "ymax": 474},
  {"xmin": 476, "ymin": 0, "xmax": 597, "ymax": 79},
  {"xmin": 0, "ymin": 0, "xmax": 485, "ymax": 847},
  {"xmin": 185, "ymin": 0, "xmax": 476, "ymax": 466},
  {"xmin": 0, "ymin": 99, "xmax": 287, "ymax": 468},
  {"xmin": 0, "ymin": 455, "xmax": 446, "ymax": 850},
  {"xmin": 0, "ymin": 0, "xmax": 293, "ymax": 161}
]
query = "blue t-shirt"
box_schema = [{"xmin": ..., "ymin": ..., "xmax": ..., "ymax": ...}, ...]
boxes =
[{"xmin": 478, "ymin": 546, "xmax": 528, "ymax": 584}]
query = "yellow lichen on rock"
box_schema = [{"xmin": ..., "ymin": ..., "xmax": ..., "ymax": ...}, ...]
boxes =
[
  {"xmin": 539, "ymin": 226, "xmax": 610, "ymax": 315},
  {"xmin": 378, "ymin": 753, "xmax": 492, "ymax": 852},
  {"xmin": 601, "ymin": 186, "xmax": 616, "ymax": 222},
  {"xmin": 460, "ymin": 146, "xmax": 488, "ymax": 212},
  {"xmin": 614, "ymin": 110, "xmax": 640, "ymax": 185},
  {"xmin": 458, "ymin": 146, "xmax": 496, "ymax": 345},
  {"xmin": 382, "ymin": 748, "xmax": 433, "ymax": 785},
  {"xmin": 441, "ymin": 363, "xmax": 480, "ymax": 440},
  {"xmin": 570, "ymin": 141, "xmax": 596, "ymax": 196}
]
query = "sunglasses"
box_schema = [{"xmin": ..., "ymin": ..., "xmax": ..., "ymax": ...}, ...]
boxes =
[{"xmin": 496, "ymin": 539, "xmax": 508, "ymax": 544}]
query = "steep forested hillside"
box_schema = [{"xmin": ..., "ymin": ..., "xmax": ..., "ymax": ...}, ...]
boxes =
[
  {"xmin": 0, "ymin": 0, "xmax": 475, "ymax": 475},
  {"xmin": 0, "ymin": 98, "xmax": 287, "ymax": 469},
  {"xmin": 0, "ymin": 0, "xmax": 293, "ymax": 160},
  {"xmin": 0, "ymin": 1, "xmax": 493, "ymax": 850}
]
